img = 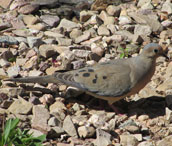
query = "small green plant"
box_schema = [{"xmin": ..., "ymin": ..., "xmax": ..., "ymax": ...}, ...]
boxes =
[
  {"xmin": 0, "ymin": 118, "xmax": 46, "ymax": 146},
  {"xmin": 119, "ymin": 47, "xmax": 129, "ymax": 59},
  {"xmin": 8, "ymin": 57, "xmax": 16, "ymax": 62}
]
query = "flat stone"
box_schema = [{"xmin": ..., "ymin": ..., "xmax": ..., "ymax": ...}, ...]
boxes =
[
  {"xmin": 56, "ymin": 37, "xmax": 72, "ymax": 46},
  {"xmin": 120, "ymin": 135, "xmax": 139, "ymax": 146},
  {"xmin": 29, "ymin": 129, "xmax": 45, "ymax": 138},
  {"xmin": 58, "ymin": 18, "xmax": 80, "ymax": 31},
  {"xmin": 7, "ymin": 65, "xmax": 20, "ymax": 77},
  {"xmin": 28, "ymin": 23, "xmax": 46, "ymax": 31},
  {"xmin": 11, "ymin": 18, "xmax": 26, "ymax": 29},
  {"xmin": 32, "ymin": 105, "xmax": 50, "ymax": 133},
  {"xmin": 23, "ymin": 15, "xmax": 39, "ymax": 25},
  {"xmin": 78, "ymin": 126, "xmax": 95, "ymax": 138},
  {"xmin": 134, "ymin": 25, "xmax": 152, "ymax": 36},
  {"xmin": 70, "ymin": 29, "xmax": 82, "ymax": 40},
  {"xmin": 157, "ymin": 78, "xmax": 172, "ymax": 91},
  {"xmin": 137, "ymin": 0, "xmax": 151, "ymax": 7},
  {"xmin": 23, "ymin": 56, "xmax": 38, "ymax": 69},
  {"xmin": 40, "ymin": 15, "xmax": 60, "ymax": 27},
  {"xmin": 80, "ymin": 10, "xmax": 97, "ymax": 22},
  {"xmin": 161, "ymin": 0, "xmax": 172, "ymax": 15},
  {"xmin": 0, "ymin": 36, "xmax": 18, "ymax": 45},
  {"xmin": 0, "ymin": 88, "xmax": 23, "ymax": 98},
  {"xmin": 48, "ymin": 126, "xmax": 65, "ymax": 138},
  {"xmin": 48, "ymin": 117, "xmax": 61, "ymax": 127},
  {"xmin": 8, "ymin": 97, "xmax": 32, "ymax": 115},
  {"xmin": 0, "ymin": 0, "xmax": 12, "ymax": 8},
  {"xmin": 44, "ymin": 31, "xmax": 64, "ymax": 38},
  {"xmin": 157, "ymin": 135, "xmax": 172, "ymax": 146},
  {"xmin": 72, "ymin": 49, "xmax": 91, "ymax": 58},
  {"xmin": 63, "ymin": 115, "xmax": 78, "ymax": 137},
  {"xmin": 27, "ymin": 36, "xmax": 43, "ymax": 48},
  {"xmin": 18, "ymin": 4, "xmax": 39, "ymax": 14},
  {"xmin": 97, "ymin": 25, "xmax": 110, "ymax": 36},
  {"xmin": 39, "ymin": 44, "xmax": 57, "ymax": 58},
  {"xmin": 119, "ymin": 16, "xmax": 132, "ymax": 25},
  {"xmin": 94, "ymin": 129, "xmax": 111, "ymax": 146},
  {"xmin": 138, "ymin": 141, "xmax": 154, "ymax": 146},
  {"xmin": 75, "ymin": 32, "xmax": 90, "ymax": 44},
  {"xmin": 106, "ymin": 5, "xmax": 121, "ymax": 17}
]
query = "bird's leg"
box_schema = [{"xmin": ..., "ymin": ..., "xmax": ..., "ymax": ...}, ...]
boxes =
[{"xmin": 109, "ymin": 104, "xmax": 122, "ymax": 114}]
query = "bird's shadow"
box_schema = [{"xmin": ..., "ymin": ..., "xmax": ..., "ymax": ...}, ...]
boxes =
[{"xmin": 66, "ymin": 94, "xmax": 168, "ymax": 119}]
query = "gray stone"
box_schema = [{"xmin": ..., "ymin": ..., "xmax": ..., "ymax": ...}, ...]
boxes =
[
  {"xmin": 28, "ymin": 129, "xmax": 45, "ymax": 138},
  {"xmin": 48, "ymin": 117, "xmax": 61, "ymax": 127},
  {"xmin": 0, "ymin": 68, "xmax": 6, "ymax": 76},
  {"xmin": 119, "ymin": 16, "xmax": 132, "ymax": 25},
  {"xmin": 134, "ymin": 25, "xmax": 152, "ymax": 36},
  {"xmin": 78, "ymin": 126, "xmax": 95, "ymax": 138},
  {"xmin": 70, "ymin": 29, "xmax": 82, "ymax": 40},
  {"xmin": 0, "ymin": 88, "xmax": 23, "ymax": 98},
  {"xmin": 141, "ymin": 2, "xmax": 153, "ymax": 10},
  {"xmin": 32, "ymin": 105, "xmax": 50, "ymax": 132},
  {"xmin": 63, "ymin": 115, "xmax": 78, "ymax": 137},
  {"xmin": 56, "ymin": 37, "xmax": 72, "ymax": 46},
  {"xmin": 1, "ymin": 50, "xmax": 14, "ymax": 61},
  {"xmin": 48, "ymin": 126, "xmax": 65, "ymax": 138},
  {"xmin": 97, "ymin": 25, "xmax": 110, "ymax": 36},
  {"xmin": 138, "ymin": 141, "xmax": 154, "ymax": 146},
  {"xmin": 7, "ymin": 65, "xmax": 20, "ymax": 77},
  {"xmin": 58, "ymin": 18, "xmax": 80, "ymax": 31},
  {"xmin": 94, "ymin": 129, "xmax": 112, "ymax": 146},
  {"xmin": 43, "ymin": 38, "xmax": 56, "ymax": 44},
  {"xmin": 44, "ymin": 31, "xmax": 64, "ymax": 38},
  {"xmin": 80, "ymin": 10, "xmax": 97, "ymax": 22},
  {"xmin": 137, "ymin": 0, "xmax": 151, "ymax": 7},
  {"xmin": 120, "ymin": 135, "xmax": 139, "ymax": 146},
  {"xmin": 18, "ymin": 4, "xmax": 39, "ymax": 14},
  {"xmin": 157, "ymin": 135, "xmax": 172, "ymax": 146},
  {"xmin": 72, "ymin": 49, "xmax": 91, "ymax": 58},
  {"xmin": 27, "ymin": 37, "xmax": 43, "ymax": 48},
  {"xmin": 161, "ymin": 0, "xmax": 172, "ymax": 15},
  {"xmin": 40, "ymin": 15, "xmax": 60, "ymax": 27},
  {"xmin": 0, "ymin": 36, "xmax": 18, "ymax": 45},
  {"xmin": 39, "ymin": 44, "xmax": 57, "ymax": 58},
  {"xmin": 106, "ymin": 5, "xmax": 121, "ymax": 17},
  {"xmin": 75, "ymin": 32, "xmax": 90, "ymax": 44},
  {"xmin": 166, "ymin": 107, "xmax": 172, "ymax": 122},
  {"xmin": 157, "ymin": 78, "xmax": 172, "ymax": 91},
  {"xmin": 8, "ymin": 97, "xmax": 33, "ymax": 115},
  {"xmin": 22, "ymin": 15, "xmax": 39, "ymax": 25},
  {"xmin": 71, "ymin": 60, "xmax": 84, "ymax": 70}
]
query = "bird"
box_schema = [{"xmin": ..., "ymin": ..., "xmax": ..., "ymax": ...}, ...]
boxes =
[{"xmin": 5, "ymin": 43, "xmax": 168, "ymax": 112}]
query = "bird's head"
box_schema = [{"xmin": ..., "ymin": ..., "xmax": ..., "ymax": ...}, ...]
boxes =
[{"xmin": 141, "ymin": 43, "xmax": 168, "ymax": 60}]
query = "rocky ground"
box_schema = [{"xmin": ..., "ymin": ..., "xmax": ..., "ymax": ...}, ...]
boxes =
[{"xmin": 0, "ymin": 0, "xmax": 172, "ymax": 145}]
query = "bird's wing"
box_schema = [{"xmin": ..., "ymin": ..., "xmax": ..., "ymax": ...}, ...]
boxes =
[{"xmin": 54, "ymin": 60, "xmax": 133, "ymax": 97}]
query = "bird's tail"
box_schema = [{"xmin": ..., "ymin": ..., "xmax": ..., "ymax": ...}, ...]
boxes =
[{"xmin": 4, "ymin": 75, "xmax": 59, "ymax": 84}]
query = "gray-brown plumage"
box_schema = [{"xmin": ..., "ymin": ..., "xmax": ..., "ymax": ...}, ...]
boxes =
[{"xmin": 6, "ymin": 43, "xmax": 168, "ymax": 106}]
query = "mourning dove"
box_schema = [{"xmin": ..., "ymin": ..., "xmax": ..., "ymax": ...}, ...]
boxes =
[{"xmin": 6, "ymin": 43, "xmax": 168, "ymax": 111}]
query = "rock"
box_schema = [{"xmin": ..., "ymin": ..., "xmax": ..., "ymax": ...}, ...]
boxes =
[
  {"xmin": 0, "ymin": 35, "xmax": 18, "ymax": 45},
  {"xmin": 27, "ymin": 37, "xmax": 43, "ymax": 48},
  {"xmin": 132, "ymin": 35, "xmax": 144, "ymax": 44},
  {"xmin": 157, "ymin": 78, "xmax": 172, "ymax": 91},
  {"xmin": 138, "ymin": 141, "xmax": 154, "ymax": 146},
  {"xmin": 40, "ymin": 15, "xmax": 60, "ymax": 27},
  {"xmin": 22, "ymin": 15, "xmax": 39, "ymax": 25},
  {"xmin": 56, "ymin": 37, "xmax": 72, "ymax": 46},
  {"xmin": 44, "ymin": 31, "xmax": 64, "ymax": 38},
  {"xmin": 134, "ymin": 134, "xmax": 143, "ymax": 141},
  {"xmin": 78, "ymin": 126, "xmax": 95, "ymax": 138},
  {"xmin": 70, "ymin": 29, "xmax": 82, "ymax": 40},
  {"xmin": 7, "ymin": 65, "xmax": 20, "ymax": 77},
  {"xmin": 0, "ymin": 22, "xmax": 11, "ymax": 31},
  {"xmin": 11, "ymin": 18, "xmax": 26, "ymax": 29},
  {"xmin": 71, "ymin": 60, "xmax": 84, "ymax": 70},
  {"xmin": 125, "ymin": 125, "xmax": 140, "ymax": 133},
  {"xmin": 137, "ymin": 0, "xmax": 151, "ymax": 7},
  {"xmin": 115, "ymin": 30, "xmax": 134, "ymax": 41},
  {"xmin": 32, "ymin": 105, "xmax": 50, "ymax": 133},
  {"xmin": 141, "ymin": 2, "xmax": 153, "ymax": 10},
  {"xmin": 48, "ymin": 117, "xmax": 61, "ymax": 127},
  {"xmin": 120, "ymin": 135, "xmax": 139, "ymax": 146},
  {"xmin": 28, "ymin": 23, "xmax": 46, "ymax": 31},
  {"xmin": 18, "ymin": 4, "xmax": 39, "ymax": 14},
  {"xmin": 157, "ymin": 135, "xmax": 172, "ymax": 146},
  {"xmin": 0, "ymin": 59, "xmax": 10, "ymax": 67},
  {"xmin": 63, "ymin": 115, "xmax": 78, "ymax": 137},
  {"xmin": 119, "ymin": 16, "xmax": 132, "ymax": 25},
  {"xmin": 1, "ymin": 50, "xmax": 14, "ymax": 61},
  {"xmin": 161, "ymin": 20, "xmax": 172, "ymax": 27},
  {"xmin": 0, "ymin": 88, "xmax": 23, "ymax": 98},
  {"xmin": 29, "ymin": 129, "xmax": 45, "ymax": 138},
  {"xmin": 29, "ymin": 95, "xmax": 41, "ymax": 105},
  {"xmin": 8, "ymin": 97, "xmax": 33, "ymax": 115},
  {"xmin": 72, "ymin": 49, "xmax": 91, "ymax": 58},
  {"xmin": 166, "ymin": 107, "xmax": 172, "ymax": 122},
  {"xmin": 48, "ymin": 126, "xmax": 65, "ymax": 138},
  {"xmin": 23, "ymin": 56, "xmax": 38, "ymax": 69},
  {"xmin": 0, "ymin": 68, "xmax": 6, "ymax": 76},
  {"xmin": 91, "ymin": 46, "xmax": 104, "ymax": 57},
  {"xmin": 161, "ymin": 0, "xmax": 172, "ymax": 15},
  {"xmin": 94, "ymin": 129, "xmax": 112, "ymax": 146},
  {"xmin": 80, "ymin": 10, "xmax": 97, "ymax": 22},
  {"xmin": 0, "ymin": 0, "xmax": 13, "ymax": 9},
  {"xmin": 75, "ymin": 32, "xmax": 91, "ymax": 44},
  {"xmin": 49, "ymin": 100, "xmax": 66, "ymax": 114},
  {"xmin": 138, "ymin": 115, "xmax": 149, "ymax": 121},
  {"xmin": 39, "ymin": 94, "xmax": 54, "ymax": 105},
  {"xmin": 81, "ymin": 36, "xmax": 102, "ymax": 45},
  {"xmin": 134, "ymin": 25, "xmax": 152, "ymax": 36},
  {"xmin": 106, "ymin": 5, "xmax": 121, "ymax": 17},
  {"xmin": 97, "ymin": 25, "xmax": 110, "ymax": 36},
  {"xmin": 58, "ymin": 18, "xmax": 80, "ymax": 31},
  {"xmin": 99, "ymin": 11, "xmax": 115, "ymax": 25},
  {"xmin": 39, "ymin": 44, "xmax": 57, "ymax": 58}
]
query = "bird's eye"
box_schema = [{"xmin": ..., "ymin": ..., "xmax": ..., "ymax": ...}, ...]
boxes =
[{"xmin": 154, "ymin": 49, "xmax": 159, "ymax": 53}]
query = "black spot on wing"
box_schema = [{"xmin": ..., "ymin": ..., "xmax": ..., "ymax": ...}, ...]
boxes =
[
  {"xmin": 83, "ymin": 73, "xmax": 90, "ymax": 77},
  {"xmin": 88, "ymin": 68, "xmax": 94, "ymax": 72},
  {"xmin": 103, "ymin": 76, "xmax": 107, "ymax": 79},
  {"xmin": 79, "ymin": 69, "xmax": 86, "ymax": 72},
  {"xmin": 92, "ymin": 78, "xmax": 97, "ymax": 84}
]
